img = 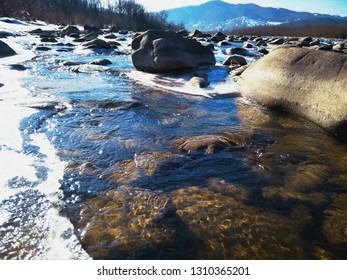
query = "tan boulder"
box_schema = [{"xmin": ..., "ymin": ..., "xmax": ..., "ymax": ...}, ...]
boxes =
[{"xmin": 237, "ymin": 47, "xmax": 347, "ymax": 139}]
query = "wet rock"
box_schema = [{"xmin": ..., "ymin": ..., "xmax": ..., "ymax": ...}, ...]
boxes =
[
  {"xmin": 188, "ymin": 29, "xmax": 201, "ymax": 38},
  {"xmin": 104, "ymin": 33, "xmax": 117, "ymax": 39},
  {"xmin": 225, "ymin": 47, "xmax": 253, "ymax": 57},
  {"xmin": 29, "ymin": 28, "xmax": 43, "ymax": 34},
  {"xmin": 107, "ymin": 152, "xmax": 183, "ymax": 183},
  {"xmin": 237, "ymin": 47, "xmax": 347, "ymax": 139},
  {"xmin": 190, "ymin": 76, "xmax": 210, "ymax": 88},
  {"xmin": 82, "ymin": 39, "xmax": 112, "ymax": 49},
  {"xmin": 323, "ymin": 209, "xmax": 347, "ymax": 245},
  {"xmin": 258, "ymin": 48, "xmax": 269, "ymax": 55},
  {"xmin": 243, "ymin": 42, "xmax": 253, "ymax": 48},
  {"xmin": 309, "ymin": 39, "xmax": 320, "ymax": 46},
  {"xmin": 0, "ymin": 40, "xmax": 16, "ymax": 57},
  {"xmin": 89, "ymin": 59, "xmax": 112, "ymax": 66},
  {"xmin": 270, "ymin": 38, "xmax": 285, "ymax": 45},
  {"xmin": 84, "ymin": 25, "xmax": 101, "ymax": 34},
  {"xmin": 256, "ymin": 40, "xmax": 268, "ymax": 47},
  {"xmin": 170, "ymin": 187, "xmax": 306, "ymax": 259},
  {"xmin": 76, "ymin": 186, "xmax": 182, "ymax": 259},
  {"xmin": 35, "ymin": 46, "xmax": 51, "ymax": 51},
  {"xmin": 230, "ymin": 65, "xmax": 248, "ymax": 76},
  {"xmin": 217, "ymin": 41, "xmax": 232, "ymax": 46},
  {"xmin": 131, "ymin": 30, "xmax": 215, "ymax": 73},
  {"xmin": 40, "ymin": 37, "xmax": 58, "ymax": 43},
  {"xmin": 223, "ymin": 55, "xmax": 247, "ymax": 66},
  {"xmin": 63, "ymin": 64, "xmax": 114, "ymax": 74},
  {"xmin": 211, "ymin": 32, "xmax": 227, "ymax": 42},
  {"xmin": 176, "ymin": 29, "xmax": 189, "ymax": 37},
  {"xmin": 175, "ymin": 133, "xmax": 243, "ymax": 154},
  {"xmin": 0, "ymin": 30, "xmax": 15, "ymax": 38},
  {"xmin": 62, "ymin": 25, "xmax": 80, "ymax": 37},
  {"xmin": 8, "ymin": 64, "xmax": 27, "ymax": 71},
  {"xmin": 316, "ymin": 45, "xmax": 333, "ymax": 51},
  {"xmin": 0, "ymin": 83, "xmax": 4, "ymax": 88},
  {"xmin": 299, "ymin": 36, "xmax": 313, "ymax": 47}
]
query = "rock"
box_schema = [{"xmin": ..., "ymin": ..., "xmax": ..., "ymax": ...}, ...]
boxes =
[
  {"xmin": 35, "ymin": 46, "xmax": 51, "ymax": 51},
  {"xmin": 89, "ymin": 59, "xmax": 112, "ymax": 66},
  {"xmin": 190, "ymin": 76, "xmax": 210, "ymax": 88},
  {"xmin": 223, "ymin": 55, "xmax": 247, "ymax": 66},
  {"xmin": 82, "ymin": 39, "xmax": 112, "ymax": 49},
  {"xmin": 0, "ymin": 83, "xmax": 4, "ymax": 88},
  {"xmin": 225, "ymin": 47, "xmax": 253, "ymax": 57},
  {"xmin": 243, "ymin": 42, "xmax": 253, "ymax": 48},
  {"xmin": 175, "ymin": 133, "xmax": 243, "ymax": 154},
  {"xmin": 230, "ymin": 65, "xmax": 248, "ymax": 76},
  {"xmin": 309, "ymin": 39, "xmax": 320, "ymax": 46},
  {"xmin": 0, "ymin": 30, "xmax": 15, "ymax": 38},
  {"xmin": 217, "ymin": 41, "xmax": 231, "ymax": 46},
  {"xmin": 316, "ymin": 45, "xmax": 333, "ymax": 51},
  {"xmin": 29, "ymin": 28, "xmax": 43, "ymax": 34},
  {"xmin": 256, "ymin": 40, "xmax": 267, "ymax": 47},
  {"xmin": 131, "ymin": 30, "xmax": 215, "ymax": 73},
  {"xmin": 270, "ymin": 38, "xmax": 285, "ymax": 45},
  {"xmin": 8, "ymin": 64, "xmax": 27, "ymax": 71},
  {"xmin": 211, "ymin": 32, "xmax": 227, "ymax": 42},
  {"xmin": 0, "ymin": 40, "xmax": 16, "ymax": 57},
  {"xmin": 299, "ymin": 36, "xmax": 313, "ymax": 47},
  {"xmin": 188, "ymin": 29, "xmax": 201, "ymax": 38},
  {"xmin": 258, "ymin": 48, "xmax": 269, "ymax": 55},
  {"xmin": 196, "ymin": 33, "xmax": 212, "ymax": 39},
  {"xmin": 237, "ymin": 47, "xmax": 347, "ymax": 139},
  {"xmin": 61, "ymin": 25, "xmax": 80, "ymax": 37},
  {"xmin": 40, "ymin": 37, "xmax": 58, "ymax": 43},
  {"xmin": 176, "ymin": 29, "xmax": 189, "ymax": 37},
  {"xmin": 83, "ymin": 24, "xmax": 101, "ymax": 34},
  {"xmin": 104, "ymin": 33, "xmax": 117, "ymax": 39}
]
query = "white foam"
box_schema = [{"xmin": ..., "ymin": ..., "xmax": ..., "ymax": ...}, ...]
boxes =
[{"xmin": 127, "ymin": 70, "xmax": 239, "ymax": 98}]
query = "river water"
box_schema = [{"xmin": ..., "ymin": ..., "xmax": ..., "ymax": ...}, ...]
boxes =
[{"xmin": 1, "ymin": 20, "xmax": 347, "ymax": 259}]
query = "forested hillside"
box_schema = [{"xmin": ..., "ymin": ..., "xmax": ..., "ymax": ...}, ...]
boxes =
[{"xmin": 0, "ymin": 0, "xmax": 180, "ymax": 31}]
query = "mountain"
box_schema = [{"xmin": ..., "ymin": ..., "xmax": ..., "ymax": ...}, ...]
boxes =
[{"xmin": 166, "ymin": 0, "xmax": 347, "ymax": 31}]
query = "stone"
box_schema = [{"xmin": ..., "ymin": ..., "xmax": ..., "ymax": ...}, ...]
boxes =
[
  {"xmin": 225, "ymin": 47, "xmax": 253, "ymax": 57},
  {"xmin": 188, "ymin": 29, "xmax": 201, "ymax": 38},
  {"xmin": 35, "ymin": 46, "xmax": 51, "ymax": 51},
  {"xmin": 299, "ymin": 36, "xmax": 313, "ymax": 47},
  {"xmin": 190, "ymin": 76, "xmax": 210, "ymax": 88},
  {"xmin": 0, "ymin": 30, "xmax": 15, "ymax": 38},
  {"xmin": 175, "ymin": 133, "xmax": 243, "ymax": 154},
  {"xmin": 223, "ymin": 55, "xmax": 247, "ymax": 66},
  {"xmin": 61, "ymin": 25, "xmax": 80, "ymax": 37},
  {"xmin": 270, "ymin": 38, "xmax": 285, "ymax": 45},
  {"xmin": 131, "ymin": 30, "xmax": 215, "ymax": 73},
  {"xmin": 237, "ymin": 47, "xmax": 347, "ymax": 139},
  {"xmin": 243, "ymin": 42, "xmax": 253, "ymax": 48},
  {"xmin": 89, "ymin": 59, "xmax": 112, "ymax": 66},
  {"xmin": 211, "ymin": 32, "xmax": 227, "ymax": 42},
  {"xmin": 82, "ymin": 39, "xmax": 112, "ymax": 49},
  {"xmin": 0, "ymin": 40, "xmax": 16, "ymax": 57}
]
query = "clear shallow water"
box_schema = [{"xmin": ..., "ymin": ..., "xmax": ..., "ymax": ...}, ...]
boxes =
[{"xmin": 1, "ymin": 32, "xmax": 347, "ymax": 260}]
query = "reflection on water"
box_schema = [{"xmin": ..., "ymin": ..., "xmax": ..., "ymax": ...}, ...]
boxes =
[{"xmin": 4, "ymin": 38, "xmax": 347, "ymax": 260}]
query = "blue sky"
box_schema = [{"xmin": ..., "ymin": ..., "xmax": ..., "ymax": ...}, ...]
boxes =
[{"xmin": 135, "ymin": 0, "xmax": 347, "ymax": 16}]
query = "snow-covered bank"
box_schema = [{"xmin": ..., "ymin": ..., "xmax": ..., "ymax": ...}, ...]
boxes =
[{"xmin": 0, "ymin": 18, "xmax": 89, "ymax": 259}]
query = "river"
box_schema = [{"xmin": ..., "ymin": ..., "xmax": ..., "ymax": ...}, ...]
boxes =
[{"xmin": 1, "ymin": 18, "xmax": 347, "ymax": 260}]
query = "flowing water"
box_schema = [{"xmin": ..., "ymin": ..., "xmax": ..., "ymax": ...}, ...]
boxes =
[{"xmin": 1, "ymin": 25, "xmax": 347, "ymax": 259}]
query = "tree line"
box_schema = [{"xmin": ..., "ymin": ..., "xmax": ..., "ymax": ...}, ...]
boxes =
[
  {"xmin": 0, "ymin": 0, "xmax": 182, "ymax": 31},
  {"xmin": 231, "ymin": 22, "xmax": 347, "ymax": 39}
]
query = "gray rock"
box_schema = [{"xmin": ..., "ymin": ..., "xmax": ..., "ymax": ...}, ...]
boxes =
[
  {"xmin": 211, "ymin": 32, "xmax": 227, "ymax": 42},
  {"xmin": 223, "ymin": 55, "xmax": 247, "ymax": 66},
  {"xmin": 82, "ymin": 39, "xmax": 112, "ymax": 49},
  {"xmin": 270, "ymin": 38, "xmax": 285, "ymax": 45},
  {"xmin": 131, "ymin": 30, "xmax": 215, "ymax": 73},
  {"xmin": 90, "ymin": 59, "xmax": 112, "ymax": 66},
  {"xmin": 190, "ymin": 76, "xmax": 210, "ymax": 88},
  {"xmin": 225, "ymin": 47, "xmax": 253, "ymax": 57},
  {"xmin": 0, "ymin": 40, "xmax": 16, "ymax": 57},
  {"xmin": 0, "ymin": 30, "xmax": 15, "ymax": 38},
  {"xmin": 237, "ymin": 47, "xmax": 347, "ymax": 139}
]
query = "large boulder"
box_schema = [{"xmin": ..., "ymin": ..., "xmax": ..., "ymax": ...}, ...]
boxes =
[
  {"xmin": 237, "ymin": 47, "xmax": 347, "ymax": 139},
  {"xmin": 131, "ymin": 30, "xmax": 216, "ymax": 73},
  {"xmin": 0, "ymin": 40, "xmax": 16, "ymax": 57}
]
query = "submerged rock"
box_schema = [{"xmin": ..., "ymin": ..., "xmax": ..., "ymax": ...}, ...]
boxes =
[
  {"xmin": 0, "ymin": 40, "xmax": 16, "ymax": 57},
  {"xmin": 175, "ymin": 133, "xmax": 244, "ymax": 154},
  {"xmin": 237, "ymin": 47, "xmax": 347, "ymax": 139},
  {"xmin": 131, "ymin": 29, "xmax": 215, "ymax": 73}
]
